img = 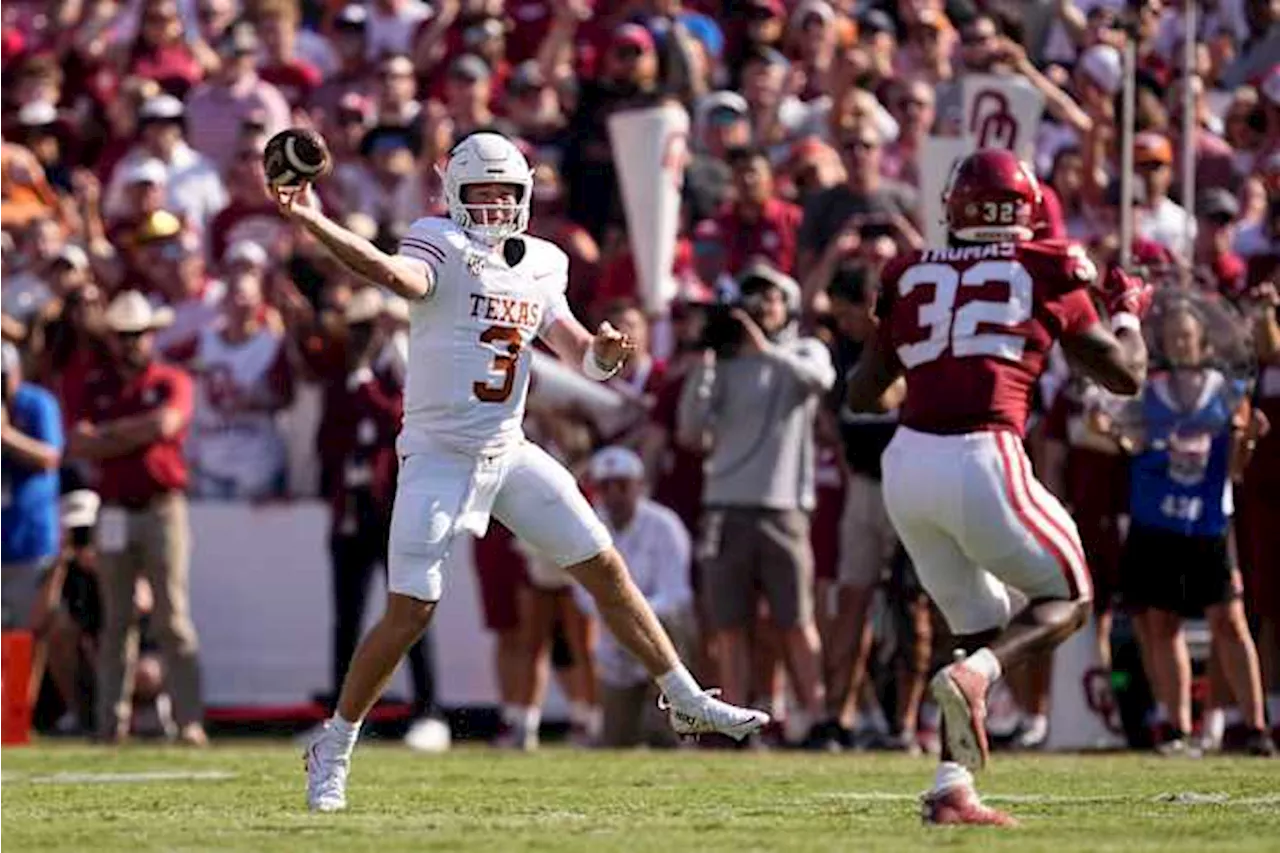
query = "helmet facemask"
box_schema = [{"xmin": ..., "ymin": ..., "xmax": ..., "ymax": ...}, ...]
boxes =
[{"xmin": 451, "ymin": 181, "xmax": 530, "ymax": 244}]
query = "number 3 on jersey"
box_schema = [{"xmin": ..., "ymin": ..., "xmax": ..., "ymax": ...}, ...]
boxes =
[
  {"xmin": 896, "ymin": 260, "xmax": 1032, "ymax": 368},
  {"xmin": 475, "ymin": 325, "xmax": 523, "ymax": 403}
]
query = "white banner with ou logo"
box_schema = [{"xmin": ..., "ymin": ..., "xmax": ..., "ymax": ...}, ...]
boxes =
[{"xmin": 961, "ymin": 74, "xmax": 1046, "ymax": 164}]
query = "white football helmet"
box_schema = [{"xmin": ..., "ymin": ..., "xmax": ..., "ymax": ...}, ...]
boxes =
[{"xmin": 443, "ymin": 133, "xmax": 533, "ymax": 244}]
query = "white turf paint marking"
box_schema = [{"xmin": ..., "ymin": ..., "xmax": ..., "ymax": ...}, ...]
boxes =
[
  {"xmin": 820, "ymin": 792, "xmax": 1280, "ymax": 807},
  {"xmin": 12, "ymin": 770, "xmax": 237, "ymax": 785}
]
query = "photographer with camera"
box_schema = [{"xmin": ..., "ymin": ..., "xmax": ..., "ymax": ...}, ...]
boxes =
[{"xmin": 676, "ymin": 262, "xmax": 836, "ymax": 744}]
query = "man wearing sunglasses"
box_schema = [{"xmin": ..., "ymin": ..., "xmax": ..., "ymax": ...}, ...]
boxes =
[{"xmin": 797, "ymin": 123, "xmax": 920, "ymax": 283}]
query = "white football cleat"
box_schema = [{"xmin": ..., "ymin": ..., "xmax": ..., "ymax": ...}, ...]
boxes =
[
  {"xmin": 404, "ymin": 717, "xmax": 452, "ymax": 753},
  {"xmin": 658, "ymin": 689, "xmax": 770, "ymax": 741},
  {"xmin": 304, "ymin": 725, "xmax": 350, "ymax": 812}
]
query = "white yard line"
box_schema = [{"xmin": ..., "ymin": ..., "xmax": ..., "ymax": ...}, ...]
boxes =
[
  {"xmin": 6, "ymin": 770, "xmax": 237, "ymax": 785},
  {"xmin": 819, "ymin": 791, "xmax": 1280, "ymax": 806}
]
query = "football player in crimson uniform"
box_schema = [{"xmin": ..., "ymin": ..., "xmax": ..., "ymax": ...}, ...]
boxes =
[{"xmin": 846, "ymin": 149, "xmax": 1152, "ymax": 827}]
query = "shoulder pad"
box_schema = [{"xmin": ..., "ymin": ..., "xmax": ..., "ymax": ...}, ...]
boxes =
[{"xmin": 1025, "ymin": 238, "xmax": 1098, "ymax": 287}]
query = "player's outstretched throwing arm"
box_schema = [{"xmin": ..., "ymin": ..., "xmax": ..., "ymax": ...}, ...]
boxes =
[
  {"xmin": 1060, "ymin": 265, "xmax": 1151, "ymax": 397},
  {"xmin": 273, "ymin": 184, "xmax": 436, "ymax": 302}
]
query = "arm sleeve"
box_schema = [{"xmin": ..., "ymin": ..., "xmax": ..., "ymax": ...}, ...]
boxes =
[
  {"xmin": 167, "ymin": 369, "xmax": 195, "ymax": 425},
  {"xmin": 1054, "ymin": 287, "xmax": 1100, "ymax": 336},
  {"xmin": 536, "ymin": 247, "xmax": 573, "ymax": 339},
  {"xmin": 764, "ymin": 337, "xmax": 837, "ymax": 393},
  {"xmin": 675, "ymin": 361, "xmax": 717, "ymax": 448},
  {"xmin": 32, "ymin": 391, "xmax": 65, "ymax": 453},
  {"xmin": 396, "ymin": 220, "xmax": 446, "ymax": 296}
]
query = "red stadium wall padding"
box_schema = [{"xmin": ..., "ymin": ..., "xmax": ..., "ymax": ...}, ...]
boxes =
[{"xmin": 2, "ymin": 631, "xmax": 34, "ymax": 746}]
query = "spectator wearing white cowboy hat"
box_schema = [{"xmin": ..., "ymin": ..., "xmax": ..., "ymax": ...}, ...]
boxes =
[
  {"xmin": 576, "ymin": 446, "xmax": 696, "ymax": 748},
  {"xmin": 66, "ymin": 290, "xmax": 206, "ymax": 746}
]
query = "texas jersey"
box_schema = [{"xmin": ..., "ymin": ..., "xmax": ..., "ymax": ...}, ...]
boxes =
[
  {"xmin": 1129, "ymin": 369, "xmax": 1246, "ymax": 537},
  {"xmin": 877, "ymin": 240, "xmax": 1099, "ymax": 436},
  {"xmin": 396, "ymin": 217, "xmax": 573, "ymax": 456}
]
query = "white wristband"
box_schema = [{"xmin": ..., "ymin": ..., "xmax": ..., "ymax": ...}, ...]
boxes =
[
  {"xmin": 582, "ymin": 347, "xmax": 621, "ymax": 381},
  {"xmin": 1110, "ymin": 312, "xmax": 1141, "ymax": 334}
]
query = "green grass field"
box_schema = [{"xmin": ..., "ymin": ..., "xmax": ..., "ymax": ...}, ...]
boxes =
[{"xmin": 3, "ymin": 743, "xmax": 1278, "ymax": 852}]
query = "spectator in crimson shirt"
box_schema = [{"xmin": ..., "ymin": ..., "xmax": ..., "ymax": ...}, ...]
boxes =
[
  {"xmin": 257, "ymin": 0, "xmax": 323, "ymax": 109},
  {"xmin": 124, "ymin": 0, "xmax": 207, "ymax": 99},
  {"xmin": 207, "ymin": 137, "xmax": 290, "ymax": 266},
  {"xmin": 505, "ymin": 0, "xmax": 556, "ymax": 64},
  {"xmin": 66, "ymin": 290, "xmax": 206, "ymax": 746},
  {"xmin": 713, "ymin": 146, "xmax": 802, "ymax": 276},
  {"xmin": 592, "ymin": 226, "xmax": 696, "ymax": 319}
]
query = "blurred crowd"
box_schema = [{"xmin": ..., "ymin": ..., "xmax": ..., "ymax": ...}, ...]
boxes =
[{"xmin": 2, "ymin": 0, "xmax": 1278, "ymax": 754}]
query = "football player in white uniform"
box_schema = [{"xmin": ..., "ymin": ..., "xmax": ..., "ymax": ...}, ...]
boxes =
[{"xmin": 274, "ymin": 132, "xmax": 769, "ymax": 812}]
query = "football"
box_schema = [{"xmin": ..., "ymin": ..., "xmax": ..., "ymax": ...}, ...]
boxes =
[{"xmin": 263, "ymin": 128, "xmax": 331, "ymax": 188}]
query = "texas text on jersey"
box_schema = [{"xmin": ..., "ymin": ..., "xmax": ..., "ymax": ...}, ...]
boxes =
[
  {"xmin": 876, "ymin": 239, "xmax": 1100, "ymax": 436},
  {"xmin": 395, "ymin": 215, "xmax": 573, "ymax": 457}
]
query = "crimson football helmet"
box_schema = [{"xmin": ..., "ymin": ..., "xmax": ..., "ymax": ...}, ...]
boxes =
[{"xmin": 943, "ymin": 149, "xmax": 1043, "ymax": 243}]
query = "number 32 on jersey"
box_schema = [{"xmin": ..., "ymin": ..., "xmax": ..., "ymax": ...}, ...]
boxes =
[{"xmin": 896, "ymin": 260, "xmax": 1032, "ymax": 368}]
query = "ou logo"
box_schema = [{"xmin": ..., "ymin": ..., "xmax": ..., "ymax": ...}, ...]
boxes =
[
  {"xmin": 970, "ymin": 90, "xmax": 1019, "ymax": 152},
  {"xmin": 661, "ymin": 131, "xmax": 689, "ymax": 189}
]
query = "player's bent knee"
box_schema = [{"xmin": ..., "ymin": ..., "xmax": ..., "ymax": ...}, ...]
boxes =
[
  {"xmin": 1017, "ymin": 596, "xmax": 1090, "ymax": 635},
  {"xmin": 953, "ymin": 628, "xmax": 1002, "ymax": 655},
  {"xmin": 383, "ymin": 591, "xmax": 437, "ymax": 635}
]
